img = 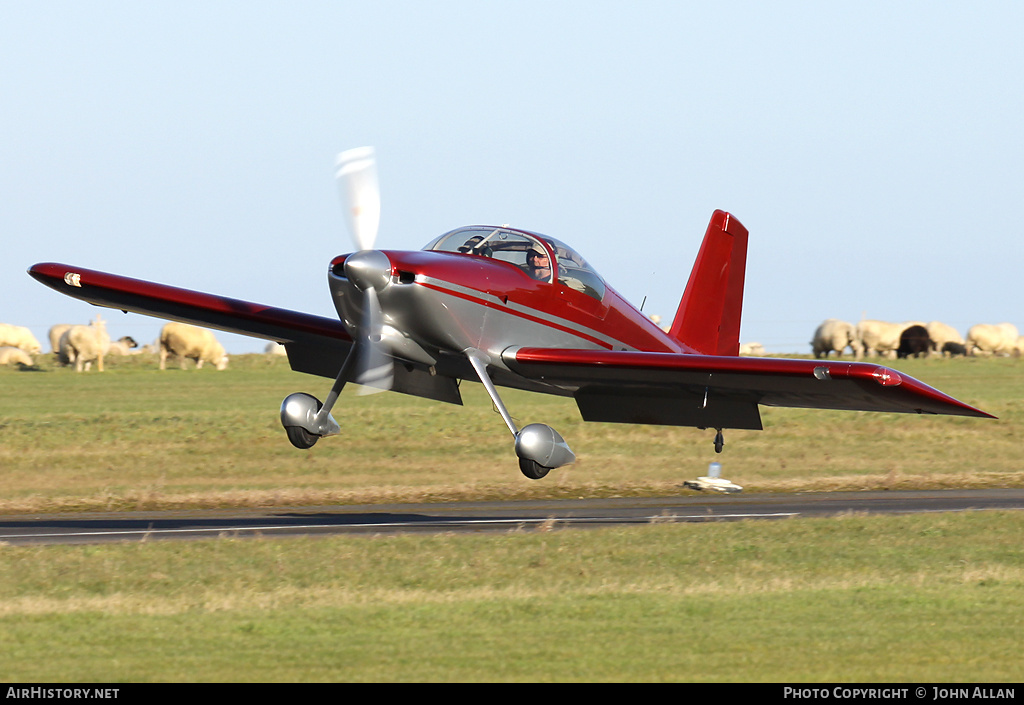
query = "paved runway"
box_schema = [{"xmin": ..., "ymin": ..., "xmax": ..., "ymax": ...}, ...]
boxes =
[{"xmin": 1, "ymin": 488, "xmax": 1022, "ymax": 546}]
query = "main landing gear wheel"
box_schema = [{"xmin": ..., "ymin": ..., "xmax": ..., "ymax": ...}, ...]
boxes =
[
  {"xmin": 519, "ymin": 457, "xmax": 552, "ymax": 480},
  {"xmin": 286, "ymin": 424, "xmax": 320, "ymax": 450},
  {"xmin": 464, "ymin": 351, "xmax": 574, "ymax": 481}
]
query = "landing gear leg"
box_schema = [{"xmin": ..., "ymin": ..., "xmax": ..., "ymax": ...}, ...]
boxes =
[{"xmin": 465, "ymin": 349, "xmax": 575, "ymax": 479}]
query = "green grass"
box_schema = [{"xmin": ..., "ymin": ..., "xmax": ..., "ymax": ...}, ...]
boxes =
[
  {"xmin": 1, "ymin": 354, "xmax": 1022, "ymax": 682},
  {"xmin": 0, "ymin": 353, "xmax": 1021, "ymax": 512},
  {"xmin": 0, "ymin": 511, "xmax": 1021, "ymax": 681}
]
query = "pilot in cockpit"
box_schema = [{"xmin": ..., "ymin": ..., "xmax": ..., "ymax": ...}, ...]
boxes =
[{"xmin": 525, "ymin": 245, "xmax": 552, "ymax": 281}]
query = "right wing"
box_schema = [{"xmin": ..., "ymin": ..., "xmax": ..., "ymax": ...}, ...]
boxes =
[
  {"xmin": 29, "ymin": 261, "xmax": 352, "ymax": 379},
  {"xmin": 29, "ymin": 262, "xmax": 463, "ymax": 404}
]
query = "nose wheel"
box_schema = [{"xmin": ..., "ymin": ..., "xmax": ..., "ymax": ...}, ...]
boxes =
[
  {"xmin": 714, "ymin": 428, "xmax": 724, "ymax": 453},
  {"xmin": 280, "ymin": 392, "xmax": 340, "ymax": 450}
]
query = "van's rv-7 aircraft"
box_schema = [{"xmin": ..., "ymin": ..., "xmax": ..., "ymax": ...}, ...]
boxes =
[{"xmin": 29, "ymin": 147, "xmax": 993, "ymax": 480}]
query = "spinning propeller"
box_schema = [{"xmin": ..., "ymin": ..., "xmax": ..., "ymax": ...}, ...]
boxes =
[
  {"xmin": 280, "ymin": 147, "xmax": 395, "ymax": 448},
  {"xmin": 335, "ymin": 147, "xmax": 393, "ymax": 395},
  {"xmin": 336, "ymin": 146, "xmax": 381, "ymax": 251}
]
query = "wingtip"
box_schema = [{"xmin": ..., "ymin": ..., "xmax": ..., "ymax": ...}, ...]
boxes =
[
  {"xmin": 27, "ymin": 262, "xmax": 64, "ymax": 287},
  {"xmin": 897, "ymin": 372, "xmax": 996, "ymax": 420}
]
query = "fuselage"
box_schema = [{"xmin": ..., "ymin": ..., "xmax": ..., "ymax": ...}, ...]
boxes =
[{"xmin": 328, "ymin": 226, "xmax": 695, "ymax": 377}]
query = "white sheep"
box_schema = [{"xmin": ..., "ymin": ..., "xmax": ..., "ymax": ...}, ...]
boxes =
[
  {"xmin": 48, "ymin": 324, "xmax": 72, "ymax": 355},
  {"xmin": 811, "ymin": 319, "xmax": 864, "ymax": 359},
  {"xmin": 0, "ymin": 324, "xmax": 42, "ymax": 355},
  {"xmin": 856, "ymin": 320, "xmax": 923, "ymax": 359},
  {"xmin": 926, "ymin": 321, "xmax": 964, "ymax": 357},
  {"xmin": 0, "ymin": 346, "xmax": 34, "ymax": 367},
  {"xmin": 57, "ymin": 330, "xmax": 134, "ymax": 363},
  {"xmin": 159, "ymin": 322, "xmax": 229, "ymax": 370},
  {"xmin": 966, "ymin": 323, "xmax": 1020, "ymax": 356},
  {"xmin": 60, "ymin": 316, "xmax": 111, "ymax": 372},
  {"xmin": 107, "ymin": 336, "xmax": 139, "ymax": 356},
  {"xmin": 52, "ymin": 324, "xmax": 76, "ymax": 365}
]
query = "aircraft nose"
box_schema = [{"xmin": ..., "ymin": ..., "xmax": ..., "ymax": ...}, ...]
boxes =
[{"xmin": 343, "ymin": 250, "xmax": 392, "ymax": 292}]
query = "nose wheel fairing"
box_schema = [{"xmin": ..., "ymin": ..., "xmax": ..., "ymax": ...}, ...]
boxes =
[{"xmin": 280, "ymin": 391, "xmax": 341, "ymax": 448}]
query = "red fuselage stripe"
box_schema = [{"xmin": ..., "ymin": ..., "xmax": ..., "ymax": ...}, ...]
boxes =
[{"xmin": 416, "ymin": 281, "xmax": 616, "ymax": 350}]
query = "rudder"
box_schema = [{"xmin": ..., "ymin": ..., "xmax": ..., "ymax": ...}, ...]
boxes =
[{"xmin": 667, "ymin": 210, "xmax": 748, "ymax": 356}]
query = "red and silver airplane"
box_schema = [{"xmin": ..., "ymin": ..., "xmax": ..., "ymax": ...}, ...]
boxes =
[{"xmin": 29, "ymin": 147, "xmax": 993, "ymax": 479}]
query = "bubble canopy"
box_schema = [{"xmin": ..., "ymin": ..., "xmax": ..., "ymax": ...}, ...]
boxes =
[{"xmin": 424, "ymin": 226, "xmax": 606, "ymax": 300}]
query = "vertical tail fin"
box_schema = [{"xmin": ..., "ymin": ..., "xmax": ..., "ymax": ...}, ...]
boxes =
[{"xmin": 667, "ymin": 210, "xmax": 748, "ymax": 356}]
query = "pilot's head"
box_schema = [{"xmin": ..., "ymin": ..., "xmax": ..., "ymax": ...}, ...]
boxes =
[{"xmin": 527, "ymin": 246, "xmax": 550, "ymax": 280}]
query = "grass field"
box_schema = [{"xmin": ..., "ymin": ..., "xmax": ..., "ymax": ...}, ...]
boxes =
[
  {"xmin": 0, "ymin": 352, "xmax": 1021, "ymax": 681},
  {"xmin": 0, "ymin": 352, "xmax": 1020, "ymax": 512},
  {"xmin": 0, "ymin": 511, "xmax": 1021, "ymax": 681}
]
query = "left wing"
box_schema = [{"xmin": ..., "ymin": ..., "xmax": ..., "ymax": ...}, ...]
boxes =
[{"xmin": 502, "ymin": 346, "xmax": 993, "ymax": 430}]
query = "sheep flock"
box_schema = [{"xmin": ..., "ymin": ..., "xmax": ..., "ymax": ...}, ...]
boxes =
[
  {"xmin": 794, "ymin": 319, "xmax": 1024, "ymax": 360},
  {"xmin": 0, "ymin": 317, "xmax": 233, "ymax": 371},
  {"xmin": 3, "ymin": 314, "xmax": 1022, "ymax": 369}
]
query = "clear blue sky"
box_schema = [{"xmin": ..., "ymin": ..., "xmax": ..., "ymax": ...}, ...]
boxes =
[{"xmin": 3, "ymin": 2, "xmax": 1021, "ymax": 354}]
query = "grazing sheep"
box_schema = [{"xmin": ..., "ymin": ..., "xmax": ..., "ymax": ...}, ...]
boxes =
[
  {"xmin": 61, "ymin": 316, "xmax": 111, "ymax": 372},
  {"xmin": 48, "ymin": 324, "xmax": 72, "ymax": 355},
  {"xmin": 739, "ymin": 342, "xmax": 765, "ymax": 356},
  {"xmin": 966, "ymin": 323, "xmax": 1020, "ymax": 356},
  {"xmin": 941, "ymin": 341, "xmax": 968, "ymax": 357},
  {"xmin": 53, "ymin": 325, "xmax": 123, "ymax": 365},
  {"xmin": 51, "ymin": 324, "xmax": 77, "ymax": 365},
  {"xmin": 265, "ymin": 341, "xmax": 287, "ymax": 356},
  {"xmin": 811, "ymin": 319, "xmax": 863, "ymax": 359},
  {"xmin": 0, "ymin": 346, "xmax": 34, "ymax": 367},
  {"xmin": 159, "ymin": 322, "xmax": 229, "ymax": 370},
  {"xmin": 107, "ymin": 336, "xmax": 139, "ymax": 356},
  {"xmin": 856, "ymin": 320, "xmax": 923, "ymax": 359},
  {"xmin": 926, "ymin": 321, "xmax": 964, "ymax": 356},
  {"xmin": 0, "ymin": 324, "xmax": 42, "ymax": 355},
  {"xmin": 897, "ymin": 325, "xmax": 933, "ymax": 359}
]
